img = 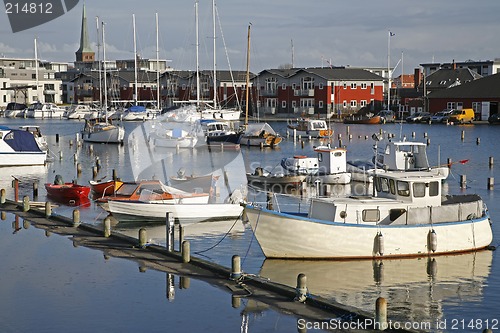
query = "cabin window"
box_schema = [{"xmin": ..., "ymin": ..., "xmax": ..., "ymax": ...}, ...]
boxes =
[
  {"xmin": 380, "ymin": 177, "xmax": 390, "ymax": 192},
  {"xmin": 389, "ymin": 179, "xmax": 396, "ymax": 194},
  {"xmin": 334, "ymin": 152, "xmax": 342, "ymax": 157},
  {"xmin": 413, "ymin": 182, "xmax": 426, "ymax": 197},
  {"xmin": 397, "ymin": 181, "xmax": 410, "ymax": 196},
  {"xmin": 429, "ymin": 181, "xmax": 439, "ymax": 196},
  {"xmin": 362, "ymin": 209, "xmax": 380, "ymax": 222}
]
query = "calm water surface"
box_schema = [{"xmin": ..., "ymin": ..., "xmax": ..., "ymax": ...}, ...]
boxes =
[{"xmin": 0, "ymin": 118, "xmax": 498, "ymax": 332}]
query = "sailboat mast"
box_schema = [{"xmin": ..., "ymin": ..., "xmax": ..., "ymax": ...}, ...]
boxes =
[
  {"xmin": 156, "ymin": 12, "xmax": 160, "ymax": 110},
  {"xmin": 194, "ymin": 1, "xmax": 200, "ymax": 107},
  {"xmin": 133, "ymin": 13, "xmax": 138, "ymax": 104},
  {"xmin": 212, "ymin": 0, "xmax": 217, "ymax": 108},
  {"xmin": 244, "ymin": 24, "xmax": 251, "ymax": 126},
  {"xmin": 387, "ymin": 30, "xmax": 391, "ymax": 111},
  {"xmin": 102, "ymin": 22, "xmax": 108, "ymax": 112},
  {"xmin": 96, "ymin": 17, "xmax": 102, "ymax": 107},
  {"xmin": 34, "ymin": 38, "xmax": 40, "ymax": 102}
]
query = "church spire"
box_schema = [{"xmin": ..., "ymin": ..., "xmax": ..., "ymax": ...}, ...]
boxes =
[{"xmin": 75, "ymin": 4, "xmax": 94, "ymax": 62}]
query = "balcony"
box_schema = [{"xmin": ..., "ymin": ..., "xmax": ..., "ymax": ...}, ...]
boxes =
[
  {"xmin": 294, "ymin": 89, "xmax": 314, "ymax": 97},
  {"xmin": 261, "ymin": 89, "xmax": 277, "ymax": 96}
]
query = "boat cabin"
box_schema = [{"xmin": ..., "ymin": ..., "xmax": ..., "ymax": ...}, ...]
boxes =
[
  {"xmin": 205, "ymin": 121, "xmax": 234, "ymax": 136},
  {"xmin": 309, "ymin": 170, "xmax": 450, "ymax": 225},
  {"xmin": 376, "ymin": 141, "xmax": 430, "ymax": 171},
  {"xmin": 315, "ymin": 146, "xmax": 347, "ymax": 174}
]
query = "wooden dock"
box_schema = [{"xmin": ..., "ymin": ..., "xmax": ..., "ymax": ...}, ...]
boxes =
[{"xmin": 1, "ymin": 198, "xmax": 423, "ymax": 333}]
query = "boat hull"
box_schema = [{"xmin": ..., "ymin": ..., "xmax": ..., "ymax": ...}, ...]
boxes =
[
  {"xmin": 45, "ymin": 183, "xmax": 91, "ymax": 205},
  {"xmin": 0, "ymin": 152, "xmax": 46, "ymax": 166},
  {"xmin": 108, "ymin": 200, "xmax": 243, "ymax": 224},
  {"xmin": 244, "ymin": 205, "xmax": 493, "ymax": 259},
  {"xmin": 82, "ymin": 125, "xmax": 125, "ymax": 144}
]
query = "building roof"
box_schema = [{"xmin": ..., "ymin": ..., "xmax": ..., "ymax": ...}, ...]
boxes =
[
  {"xmin": 425, "ymin": 68, "xmax": 482, "ymax": 90},
  {"xmin": 428, "ymin": 72, "xmax": 500, "ymax": 99},
  {"xmin": 76, "ymin": 5, "xmax": 94, "ymax": 55},
  {"xmin": 258, "ymin": 67, "xmax": 384, "ymax": 81}
]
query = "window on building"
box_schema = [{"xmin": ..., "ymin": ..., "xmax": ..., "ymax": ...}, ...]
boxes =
[
  {"xmin": 343, "ymin": 100, "xmax": 347, "ymax": 108},
  {"xmin": 319, "ymin": 101, "xmax": 323, "ymax": 108},
  {"xmin": 343, "ymin": 83, "xmax": 347, "ymax": 89},
  {"xmin": 350, "ymin": 100, "xmax": 357, "ymax": 107},
  {"xmin": 361, "ymin": 83, "xmax": 367, "ymax": 89},
  {"xmin": 292, "ymin": 101, "xmax": 297, "ymax": 108},
  {"xmin": 282, "ymin": 83, "xmax": 286, "ymax": 90},
  {"xmin": 360, "ymin": 100, "xmax": 367, "ymax": 107},
  {"xmin": 282, "ymin": 100, "xmax": 286, "ymax": 108},
  {"xmin": 319, "ymin": 83, "xmax": 324, "ymax": 89},
  {"xmin": 301, "ymin": 76, "xmax": 314, "ymax": 90},
  {"xmin": 351, "ymin": 83, "xmax": 357, "ymax": 89}
]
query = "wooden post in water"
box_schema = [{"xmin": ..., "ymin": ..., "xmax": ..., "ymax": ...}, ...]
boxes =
[
  {"xmin": 488, "ymin": 178, "xmax": 494, "ymax": 190},
  {"xmin": 139, "ymin": 228, "xmax": 147, "ymax": 247},
  {"xmin": 55, "ymin": 133, "xmax": 59, "ymax": 143},
  {"xmin": 181, "ymin": 241, "xmax": 190, "ymax": 263},
  {"xmin": 103, "ymin": 217, "xmax": 111, "ymax": 238},
  {"xmin": 461, "ymin": 130, "xmax": 465, "ymax": 141},
  {"xmin": 489, "ymin": 156, "xmax": 494, "ymax": 169},
  {"xmin": 231, "ymin": 255, "xmax": 241, "ymax": 280},
  {"xmin": 375, "ymin": 297, "xmax": 388, "ymax": 331},
  {"xmin": 476, "ymin": 137, "xmax": 480, "ymax": 145},
  {"xmin": 22, "ymin": 196, "xmax": 30, "ymax": 212},
  {"xmin": 112, "ymin": 169, "xmax": 117, "ymax": 181},
  {"xmin": 460, "ymin": 175, "xmax": 467, "ymax": 188},
  {"xmin": 178, "ymin": 225, "xmax": 184, "ymax": 252},
  {"xmin": 294, "ymin": 273, "xmax": 307, "ymax": 302},
  {"xmin": 45, "ymin": 202, "xmax": 51, "ymax": 218},
  {"xmin": 166, "ymin": 212, "xmax": 174, "ymax": 252},
  {"xmin": 13, "ymin": 178, "xmax": 19, "ymax": 202},
  {"xmin": 72, "ymin": 209, "xmax": 80, "ymax": 227},
  {"xmin": 32, "ymin": 182, "xmax": 38, "ymax": 199},
  {"xmin": 0, "ymin": 188, "xmax": 5, "ymax": 204}
]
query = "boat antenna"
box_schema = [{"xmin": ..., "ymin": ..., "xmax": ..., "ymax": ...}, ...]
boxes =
[{"xmin": 244, "ymin": 23, "xmax": 251, "ymax": 127}]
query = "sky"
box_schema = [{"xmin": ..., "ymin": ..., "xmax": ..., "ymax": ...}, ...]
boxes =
[{"xmin": 1, "ymin": 0, "xmax": 499, "ymax": 75}]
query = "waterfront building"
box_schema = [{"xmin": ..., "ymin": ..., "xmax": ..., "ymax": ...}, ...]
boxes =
[{"xmin": 255, "ymin": 67, "xmax": 384, "ymax": 118}]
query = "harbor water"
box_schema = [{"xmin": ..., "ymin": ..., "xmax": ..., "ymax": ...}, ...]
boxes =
[{"xmin": 0, "ymin": 117, "xmax": 499, "ymax": 332}]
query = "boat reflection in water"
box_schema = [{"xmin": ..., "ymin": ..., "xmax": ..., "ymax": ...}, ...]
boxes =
[
  {"xmin": 259, "ymin": 251, "xmax": 493, "ymax": 325},
  {"xmin": 110, "ymin": 216, "xmax": 245, "ymax": 246}
]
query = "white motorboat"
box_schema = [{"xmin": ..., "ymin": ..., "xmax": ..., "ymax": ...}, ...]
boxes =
[
  {"xmin": 0, "ymin": 126, "xmax": 47, "ymax": 166},
  {"xmin": 149, "ymin": 127, "xmax": 198, "ymax": 148},
  {"xmin": 108, "ymin": 189, "xmax": 244, "ymax": 224},
  {"xmin": 18, "ymin": 125, "xmax": 48, "ymax": 151},
  {"xmin": 3, "ymin": 102, "xmax": 27, "ymax": 118},
  {"xmin": 82, "ymin": 118, "xmax": 125, "ymax": 144},
  {"xmin": 287, "ymin": 117, "xmax": 333, "ymax": 138},
  {"xmin": 240, "ymin": 123, "xmax": 282, "ymax": 147},
  {"xmin": 244, "ymin": 169, "xmax": 493, "ymax": 259},
  {"xmin": 121, "ymin": 105, "xmax": 158, "ymax": 121},
  {"xmin": 281, "ymin": 146, "xmax": 351, "ymax": 184},
  {"xmin": 347, "ymin": 139, "xmax": 450, "ymax": 183},
  {"xmin": 24, "ymin": 102, "xmax": 65, "ymax": 119},
  {"xmin": 64, "ymin": 104, "xmax": 98, "ymax": 119}
]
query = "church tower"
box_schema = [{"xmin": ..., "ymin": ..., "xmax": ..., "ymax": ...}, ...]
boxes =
[{"xmin": 75, "ymin": 5, "xmax": 94, "ymax": 63}]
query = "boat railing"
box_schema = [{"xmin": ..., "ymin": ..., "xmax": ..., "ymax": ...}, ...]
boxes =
[{"xmin": 247, "ymin": 190, "xmax": 311, "ymax": 214}]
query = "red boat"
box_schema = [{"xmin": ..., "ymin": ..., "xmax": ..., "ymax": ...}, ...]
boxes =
[
  {"xmin": 343, "ymin": 115, "xmax": 381, "ymax": 124},
  {"xmin": 45, "ymin": 182, "xmax": 91, "ymax": 206},
  {"xmin": 89, "ymin": 179, "xmax": 124, "ymax": 198}
]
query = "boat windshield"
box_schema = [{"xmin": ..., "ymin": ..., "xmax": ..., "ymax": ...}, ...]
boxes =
[{"xmin": 115, "ymin": 183, "xmax": 138, "ymax": 196}]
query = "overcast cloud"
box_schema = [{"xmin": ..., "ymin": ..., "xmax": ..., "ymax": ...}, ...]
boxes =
[{"xmin": 1, "ymin": 0, "xmax": 499, "ymax": 74}]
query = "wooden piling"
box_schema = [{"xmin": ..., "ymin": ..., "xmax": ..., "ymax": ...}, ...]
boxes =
[
  {"xmin": 112, "ymin": 169, "xmax": 117, "ymax": 181},
  {"xmin": 181, "ymin": 241, "xmax": 190, "ymax": 263},
  {"xmin": 476, "ymin": 137, "xmax": 480, "ymax": 145},
  {"xmin": 489, "ymin": 156, "xmax": 494, "ymax": 168},
  {"xmin": 72, "ymin": 209, "xmax": 80, "ymax": 227},
  {"xmin": 103, "ymin": 217, "xmax": 111, "ymax": 238},
  {"xmin": 45, "ymin": 201, "xmax": 51, "ymax": 218},
  {"xmin": 55, "ymin": 133, "xmax": 59, "ymax": 143},
  {"xmin": 294, "ymin": 273, "xmax": 307, "ymax": 302},
  {"xmin": 13, "ymin": 178, "xmax": 19, "ymax": 202},
  {"xmin": 76, "ymin": 163, "xmax": 82, "ymax": 175},
  {"xmin": 375, "ymin": 297, "xmax": 388, "ymax": 331},
  {"xmin": 488, "ymin": 178, "xmax": 494, "ymax": 190},
  {"xmin": 461, "ymin": 130, "xmax": 465, "ymax": 141},
  {"xmin": 22, "ymin": 196, "xmax": 30, "ymax": 212},
  {"xmin": 231, "ymin": 255, "xmax": 241, "ymax": 280},
  {"xmin": 0, "ymin": 188, "xmax": 5, "ymax": 204},
  {"xmin": 139, "ymin": 228, "xmax": 147, "ymax": 247},
  {"xmin": 33, "ymin": 182, "xmax": 38, "ymax": 198},
  {"xmin": 178, "ymin": 225, "xmax": 184, "ymax": 252},
  {"xmin": 460, "ymin": 175, "xmax": 467, "ymax": 188}
]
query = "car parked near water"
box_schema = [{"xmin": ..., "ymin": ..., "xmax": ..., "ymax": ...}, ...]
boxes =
[
  {"xmin": 488, "ymin": 113, "xmax": 500, "ymax": 124},
  {"xmin": 430, "ymin": 110, "xmax": 453, "ymax": 123},
  {"xmin": 406, "ymin": 112, "xmax": 431, "ymax": 123},
  {"xmin": 378, "ymin": 110, "xmax": 396, "ymax": 123},
  {"xmin": 448, "ymin": 108, "xmax": 475, "ymax": 124}
]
